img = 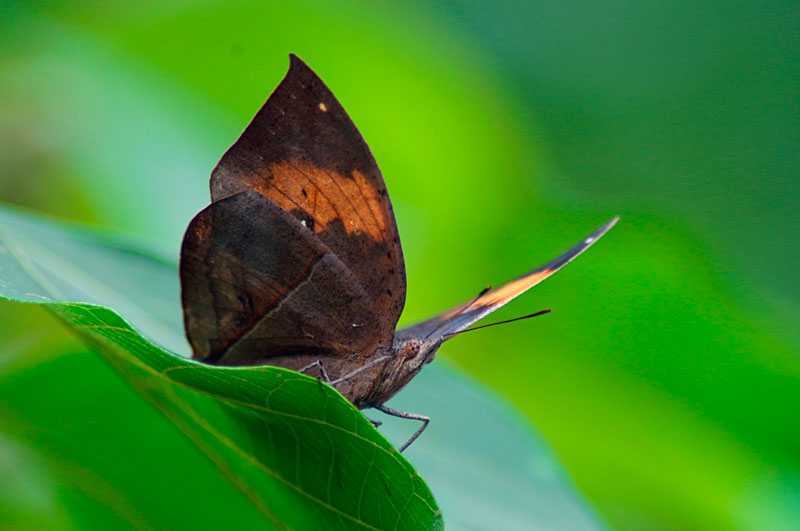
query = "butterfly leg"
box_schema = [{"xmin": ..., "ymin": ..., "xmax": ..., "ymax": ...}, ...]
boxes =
[
  {"xmin": 329, "ymin": 355, "xmax": 391, "ymax": 387},
  {"xmin": 374, "ymin": 405, "xmax": 430, "ymax": 452},
  {"xmin": 365, "ymin": 417, "xmax": 383, "ymax": 428},
  {"xmin": 297, "ymin": 360, "xmax": 331, "ymax": 383}
]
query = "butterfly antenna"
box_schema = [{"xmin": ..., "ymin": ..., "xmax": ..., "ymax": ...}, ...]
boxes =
[{"xmin": 442, "ymin": 309, "xmax": 552, "ymax": 339}]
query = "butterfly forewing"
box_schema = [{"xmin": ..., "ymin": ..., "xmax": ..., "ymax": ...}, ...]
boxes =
[
  {"xmin": 209, "ymin": 54, "xmax": 406, "ymax": 347},
  {"xmin": 397, "ymin": 217, "xmax": 619, "ymax": 341}
]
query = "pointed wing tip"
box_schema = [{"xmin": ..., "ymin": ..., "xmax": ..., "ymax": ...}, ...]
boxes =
[
  {"xmin": 540, "ymin": 215, "xmax": 619, "ymax": 273},
  {"xmin": 603, "ymin": 215, "xmax": 621, "ymax": 231},
  {"xmin": 589, "ymin": 215, "xmax": 620, "ymax": 241},
  {"xmin": 287, "ymin": 53, "xmax": 310, "ymax": 71},
  {"xmin": 285, "ymin": 54, "xmax": 327, "ymax": 88}
]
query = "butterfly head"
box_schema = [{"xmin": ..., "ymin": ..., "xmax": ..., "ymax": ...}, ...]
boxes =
[
  {"xmin": 395, "ymin": 336, "xmax": 441, "ymax": 371},
  {"xmin": 362, "ymin": 336, "xmax": 442, "ymax": 407}
]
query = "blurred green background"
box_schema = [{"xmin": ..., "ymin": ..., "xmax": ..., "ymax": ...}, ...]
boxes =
[{"xmin": 1, "ymin": 1, "xmax": 798, "ymax": 529}]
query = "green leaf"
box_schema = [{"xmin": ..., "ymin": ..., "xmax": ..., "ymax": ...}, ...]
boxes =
[
  {"xmin": 0, "ymin": 203, "xmax": 605, "ymax": 529},
  {"xmin": 0, "ymin": 313, "xmax": 270, "ymax": 530},
  {"xmin": 0, "ymin": 204, "xmax": 441, "ymax": 530}
]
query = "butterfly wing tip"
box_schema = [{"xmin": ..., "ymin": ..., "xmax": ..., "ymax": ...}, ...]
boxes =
[
  {"xmin": 288, "ymin": 53, "xmax": 306, "ymax": 68},
  {"xmin": 595, "ymin": 216, "xmax": 620, "ymax": 236}
]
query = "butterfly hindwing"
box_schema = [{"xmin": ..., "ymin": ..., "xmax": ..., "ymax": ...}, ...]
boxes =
[
  {"xmin": 180, "ymin": 190, "xmax": 385, "ymax": 370},
  {"xmin": 209, "ymin": 54, "xmax": 406, "ymax": 347}
]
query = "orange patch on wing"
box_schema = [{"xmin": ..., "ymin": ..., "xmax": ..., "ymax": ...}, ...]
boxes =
[
  {"xmin": 251, "ymin": 158, "xmax": 390, "ymax": 241},
  {"xmin": 471, "ymin": 269, "xmax": 555, "ymax": 308}
]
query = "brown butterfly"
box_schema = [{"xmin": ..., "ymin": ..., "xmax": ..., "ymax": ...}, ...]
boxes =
[{"xmin": 180, "ymin": 54, "xmax": 617, "ymax": 451}]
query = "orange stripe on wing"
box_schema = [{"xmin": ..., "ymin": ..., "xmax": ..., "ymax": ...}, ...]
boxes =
[{"xmin": 469, "ymin": 268, "xmax": 556, "ymax": 309}]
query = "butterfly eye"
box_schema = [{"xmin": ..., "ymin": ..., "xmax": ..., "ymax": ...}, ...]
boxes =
[{"xmin": 401, "ymin": 339, "xmax": 421, "ymax": 359}]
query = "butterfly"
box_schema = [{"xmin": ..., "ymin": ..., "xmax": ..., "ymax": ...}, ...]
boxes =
[{"xmin": 180, "ymin": 54, "xmax": 618, "ymax": 451}]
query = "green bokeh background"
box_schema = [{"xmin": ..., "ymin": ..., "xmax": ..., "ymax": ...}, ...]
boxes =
[{"xmin": 1, "ymin": 1, "xmax": 797, "ymax": 529}]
